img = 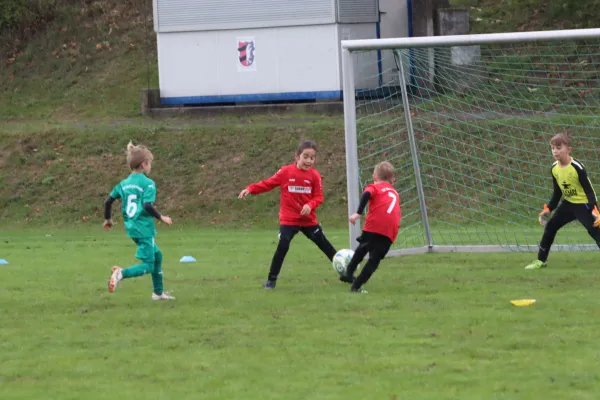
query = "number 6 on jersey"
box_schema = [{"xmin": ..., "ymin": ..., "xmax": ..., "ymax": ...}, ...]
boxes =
[{"xmin": 126, "ymin": 194, "xmax": 138, "ymax": 218}]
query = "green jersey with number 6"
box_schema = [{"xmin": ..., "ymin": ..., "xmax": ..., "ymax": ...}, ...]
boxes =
[{"xmin": 110, "ymin": 173, "xmax": 157, "ymax": 238}]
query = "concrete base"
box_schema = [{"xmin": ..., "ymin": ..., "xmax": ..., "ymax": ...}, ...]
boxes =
[
  {"xmin": 140, "ymin": 89, "xmax": 344, "ymax": 117},
  {"xmin": 141, "ymin": 88, "xmax": 161, "ymax": 117}
]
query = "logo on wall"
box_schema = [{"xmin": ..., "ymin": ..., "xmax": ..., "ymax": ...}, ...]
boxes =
[{"xmin": 237, "ymin": 38, "xmax": 256, "ymax": 72}]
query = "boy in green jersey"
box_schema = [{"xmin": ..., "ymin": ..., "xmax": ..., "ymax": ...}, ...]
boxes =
[
  {"xmin": 525, "ymin": 133, "xmax": 600, "ymax": 269},
  {"xmin": 103, "ymin": 141, "xmax": 174, "ymax": 300}
]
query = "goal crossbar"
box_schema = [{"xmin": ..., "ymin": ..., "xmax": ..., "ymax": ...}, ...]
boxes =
[{"xmin": 342, "ymin": 28, "xmax": 600, "ymax": 51}]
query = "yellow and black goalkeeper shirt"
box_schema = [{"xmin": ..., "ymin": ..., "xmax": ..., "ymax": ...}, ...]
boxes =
[{"xmin": 548, "ymin": 158, "xmax": 597, "ymax": 210}]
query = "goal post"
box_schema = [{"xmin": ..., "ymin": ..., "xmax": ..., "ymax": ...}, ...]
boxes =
[{"xmin": 341, "ymin": 28, "xmax": 600, "ymax": 256}]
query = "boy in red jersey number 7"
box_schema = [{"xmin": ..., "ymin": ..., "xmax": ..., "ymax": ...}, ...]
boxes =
[
  {"xmin": 238, "ymin": 141, "xmax": 337, "ymax": 289},
  {"xmin": 340, "ymin": 161, "xmax": 401, "ymax": 293}
]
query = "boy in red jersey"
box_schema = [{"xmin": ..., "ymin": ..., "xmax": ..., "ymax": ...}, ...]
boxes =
[
  {"xmin": 238, "ymin": 140, "xmax": 337, "ymax": 289},
  {"xmin": 340, "ymin": 161, "xmax": 401, "ymax": 293}
]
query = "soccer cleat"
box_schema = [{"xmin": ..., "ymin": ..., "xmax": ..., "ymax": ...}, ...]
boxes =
[
  {"xmin": 350, "ymin": 286, "xmax": 368, "ymax": 294},
  {"xmin": 108, "ymin": 266, "xmax": 123, "ymax": 293},
  {"xmin": 524, "ymin": 260, "xmax": 547, "ymax": 270},
  {"xmin": 152, "ymin": 292, "xmax": 175, "ymax": 300},
  {"xmin": 339, "ymin": 274, "xmax": 355, "ymax": 284},
  {"xmin": 263, "ymin": 280, "xmax": 276, "ymax": 290}
]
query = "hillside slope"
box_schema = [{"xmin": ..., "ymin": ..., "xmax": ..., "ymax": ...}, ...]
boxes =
[
  {"xmin": 0, "ymin": 121, "xmax": 349, "ymax": 228},
  {"xmin": 461, "ymin": 0, "xmax": 600, "ymax": 34},
  {"xmin": 1, "ymin": 0, "xmax": 157, "ymax": 120}
]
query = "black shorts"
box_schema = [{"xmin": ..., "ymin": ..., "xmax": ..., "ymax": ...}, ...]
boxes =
[
  {"xmin": 279, "ymin": 224, "xmax": 325, "ymax": 241},
  {"xmin": 357, "ymin": 231, "xmax": 393, "ymax": 259}
]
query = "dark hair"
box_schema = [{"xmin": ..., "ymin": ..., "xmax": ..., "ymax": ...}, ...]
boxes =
[
  {"xmin": 550, "ymin": 133, "xmax": 571, "ymax": 147},
  {"xmin": 296, "ymin": 140, "xmax": 318, "ymax": 156}
]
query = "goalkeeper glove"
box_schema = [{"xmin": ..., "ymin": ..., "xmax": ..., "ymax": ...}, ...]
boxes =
[
  {"xmin": 538, "ymin": 204, "xmax": 551, "ymax": 227},
  {"xmin": 592, "ymin": 205, "xmax": 600, "ymax": 228}
]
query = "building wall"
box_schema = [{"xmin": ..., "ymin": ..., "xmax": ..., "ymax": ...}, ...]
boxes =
[
  {"xmin": 158, "ymin": 24, "xmax": 343, "ymax": 104},
  {"xmin": 338, "ymin": 0, "xmax": 379, "ymax": 23},
  {"xmin": 153, "ymin": 0, "xmax": 380, "ymax": 32},
  {"xmin": 154, "ymin": 0, "xmax": 336, "ymax": 32},
  {"xmin": 338, "ymin": 23, "xmax": 380, "ymax": 91}
]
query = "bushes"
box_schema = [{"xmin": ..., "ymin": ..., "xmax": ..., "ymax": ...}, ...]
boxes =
[{"xmin": 0, "ymin": 0, "xmax": 22, "ymax": 31}]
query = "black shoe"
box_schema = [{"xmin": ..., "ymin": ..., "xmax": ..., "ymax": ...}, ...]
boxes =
[
  {"xmin": 264, "ymin": 280, "xmax": 276, "ymax": 289},
  {"xmin": 350, "ymin": 286, "xmax": 368, "ymax": 294},
  {"xmin": 339, "ymin": 274, "xmax": 354, "ymax": 284}
]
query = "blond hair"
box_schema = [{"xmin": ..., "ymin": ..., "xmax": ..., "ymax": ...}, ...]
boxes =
[
  {"xmin": 374, "ymin": 161, "xmax": 394, "ymax": 183},
  {"xmin": 550, "ymin": 133, "xmax": 571, "ymax": 147},
  {"xmin": 126, "ymin": 141, "xmax": 153, "ymax": 170}
]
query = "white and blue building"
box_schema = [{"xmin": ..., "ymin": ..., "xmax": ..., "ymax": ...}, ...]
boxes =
[{"xmin": 153, "ymin": 0, "xmax": 412, "ymax": 105}]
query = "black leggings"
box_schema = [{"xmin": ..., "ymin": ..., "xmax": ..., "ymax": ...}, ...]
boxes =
[
  {"xmin": 538, "ymin": 201, "xmax": 600, "ymax": 262},
  {"xmin": 268, "ymin": 225, "xmax": 337, "ymax": 281}
]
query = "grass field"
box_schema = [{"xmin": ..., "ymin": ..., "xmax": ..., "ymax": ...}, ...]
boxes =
[
  {"xmin": 2, "ymin": 1, "xmax": 600, "ymax": 398},
  {"xmin": 2, "ymin": 227, "xmax": 600, "ymax": 399}
]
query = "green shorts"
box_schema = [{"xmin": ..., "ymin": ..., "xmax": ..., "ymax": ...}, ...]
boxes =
[{"xmin": 132, "ymin": 237, "xmax": 160, "ymax": 263}]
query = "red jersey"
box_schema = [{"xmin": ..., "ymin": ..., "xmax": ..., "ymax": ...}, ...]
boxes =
[
  {"xmin": 362, "ymin": 182, "xmax": 401, "ymax": 242},
  {"xmin": 247, "ymin": 164, "xmax": 324, "ymax": 226}
]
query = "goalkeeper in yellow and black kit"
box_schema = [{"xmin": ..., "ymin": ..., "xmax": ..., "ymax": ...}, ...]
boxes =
[{"xmin": 526, "ymin": 133, "xmax": 600, "ymax": 269}]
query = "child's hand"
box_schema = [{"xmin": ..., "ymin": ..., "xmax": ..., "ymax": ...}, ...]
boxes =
[
  {"xmin": 160, "ymin": 215, "xmax": 173, "ymax": 226},
  {"xmin": 300, "ymin": 204, "xmax": 311, "ymax": 216},
  {"xmin": 103, "ymin": 219, "xmax": 113, "ymax": 230},
  {"xmin": 238, "ymin": 189, "xmax": 250, "ymax": 199},
  {"xmin": 349, "ymin": 213, "xmax": 361, "ymax": 225}
]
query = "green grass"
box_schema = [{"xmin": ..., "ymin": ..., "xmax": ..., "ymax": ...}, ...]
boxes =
[
  {"xmin": 2, "ymin": 114, "xmax": 600, "ymax": 234},
  {"xmin": 0, "ymin": 120, "xmax": 349, "ymax": 228},
  {"xmin": 2, "ymin": 2, "xmax": 600, "ymax": 398},
  {"xmin": 452, "ymin": 0, "xmax": 600, "ymax": 33},
  {"xmin": 0, "ymin": 0, "xmax": 158, "ymax": 120},
  {"xmin": 2, "ymin": 227, "xmax": 600, "ymax": 399}
]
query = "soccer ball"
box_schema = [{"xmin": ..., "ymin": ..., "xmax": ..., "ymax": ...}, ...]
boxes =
[{"xmin": 332, "ymin": 249, "xmax": 355, "ymax": 275}]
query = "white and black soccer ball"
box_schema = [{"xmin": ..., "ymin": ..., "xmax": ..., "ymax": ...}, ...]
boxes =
[{"xmin": 332, "ymin": 249, "xmax": 355, "ymax": 275}]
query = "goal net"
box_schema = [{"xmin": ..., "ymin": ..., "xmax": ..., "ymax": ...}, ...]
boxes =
[{"xmin": 341, "ymin": 28, "xmax": 600, "ymax": 255}]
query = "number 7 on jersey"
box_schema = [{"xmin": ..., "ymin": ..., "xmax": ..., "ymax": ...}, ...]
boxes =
[{"xmin": 387, "ymin": 191, "xmax": 398, "ymax": 214}]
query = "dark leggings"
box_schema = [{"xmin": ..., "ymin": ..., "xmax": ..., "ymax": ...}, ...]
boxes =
[
  {"xmin": 538, "ymin": 201, "xmax": 600, "ymax": 262},
  {"xmin": 345, "ymin": 231, "xmax": 392, "ymax": 290},
  {"xmin": 268, "ymin": 225, "xmax": 337, "ymax": 281}
]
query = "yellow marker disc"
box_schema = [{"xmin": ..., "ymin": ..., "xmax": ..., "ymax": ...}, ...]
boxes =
[{"xmin": 510, "ymin": 299, "xmax": 536, "ymax": 307}]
